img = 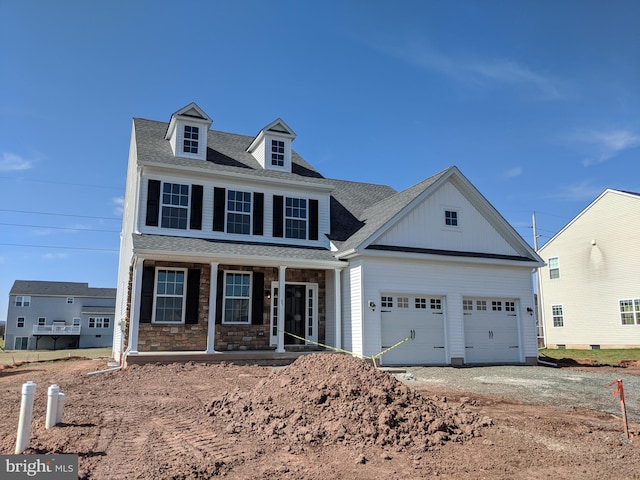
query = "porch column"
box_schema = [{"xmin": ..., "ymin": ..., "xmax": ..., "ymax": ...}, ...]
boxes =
[
  {"xmin": 334, "ymin": 268, "xmax": 342, "ymax": 350},
  {"xmin": 276, "ymin": 265, "xmax": 287, "ymax": 353},
  {"xmin": 206, "ymin": 262, "xmax": 219, "ymax": 353},
  {"xmin": 127, "ymin": 257, "xmax": 145, "ymax": 355}
]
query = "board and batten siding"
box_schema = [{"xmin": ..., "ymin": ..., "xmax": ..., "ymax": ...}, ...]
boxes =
[
  {"xmin": 375, "ymin": 181, "xmax": 520, "ymax": 257},
  {"xmin": 136, "ymin": 171, "xmax": 331, "ymax": 249},
  {"xmin": 539, "ymin": 191, "xmax": 640, "ymax": 348},
  {"xmin": 357, "ymin": 256, "xmax": 537, "ymax": 363}
]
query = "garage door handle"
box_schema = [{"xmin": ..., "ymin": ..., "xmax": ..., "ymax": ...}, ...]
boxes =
[
  {"xmin": 509, "ymin": 346, "xmax": 519, "ymax": 348},
  {"xmin": 433, "ymin": 346, "xmax": 445, "ymax": 349},
  {"xmin": 465, "ymin": 346, "xmax": 473, "ymax": 349}
]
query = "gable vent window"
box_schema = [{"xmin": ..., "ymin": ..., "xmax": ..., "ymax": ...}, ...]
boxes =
[
  {"xmin": 271, "ymin": 140, "xmax": 285, "ymax": 167},
  {"xmin": 445, "ymin": 210, "xmax": 458, "ymax": 226},
  {"xmin": 227, "ymin": 190, "xmax": 252, "ymax": 234},
  {"xmin": 183, "ymin": 125, "xmax": 199, "ymax": 154},
  {"xmin": 161, "ymin": 183, "xmax": 189, "ymax": 229},
  {"xmin": 285, "ymin": 197, "xmax": 307, "ymax": 239}
]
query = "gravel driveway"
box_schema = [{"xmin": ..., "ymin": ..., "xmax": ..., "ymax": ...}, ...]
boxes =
[{"xmin": 396, "ymin": 365, "xmax": 640, "ymax": 422}]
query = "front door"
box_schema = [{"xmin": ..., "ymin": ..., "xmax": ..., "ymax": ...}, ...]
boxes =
[
  {"xmin": 285, "ymin": 285, "xmax": 306, "ymax": 345},
  {"xmin": 270, "ymin": 282, "xmax": 318, "ymax": 346}
]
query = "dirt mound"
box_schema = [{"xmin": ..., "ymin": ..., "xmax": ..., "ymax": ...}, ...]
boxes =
[{"xmin": 206, "ymin": 354, "xmax": 490, "ymax": 453}]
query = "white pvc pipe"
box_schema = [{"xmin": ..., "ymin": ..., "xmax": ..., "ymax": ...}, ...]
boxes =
[
  {"xmin": 45, "ymin": 384, "xmax": 60, "ymax": 429},
  {"xmin": 15, "ymin": 381, "xmax": 36, "ymax": 454},
  {"xmin": 56, "ymin": 392, "xmax": 65, "ymax": 424},
  {"xmin": 86, "ymin": 366, "xmax": 123, "ymax": 376}
]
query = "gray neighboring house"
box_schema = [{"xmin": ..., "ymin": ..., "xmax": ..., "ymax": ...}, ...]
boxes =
[{"xmin": 5, "ymin": 281, "xmax": 116, "ymax": 351}]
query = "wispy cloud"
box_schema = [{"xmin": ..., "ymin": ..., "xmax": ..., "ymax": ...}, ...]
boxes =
[
  {"xmin": 113, "ymin": 196, "xmax": 124, "ymax": 216},
  {"xmin": 546, "ymin": 180, "xmax": 603, "ymax": 202},
  {"xmin": 42, "ymin": 252, "xmax": 69, "ymax": 260},
  {"xmin": 0, "ymin": 152, "xmax": 32, "ymax": 171},
  {"xmin": 504, "ymin": 166, "xmax": 523, "ymax": 178},
  {"xmin": 571, "ymin": 129, "xmax": 640, "ymax": 166},
  {"xmin": 386, "ymin": 37, "xmax": 564, "ymax": 99}
]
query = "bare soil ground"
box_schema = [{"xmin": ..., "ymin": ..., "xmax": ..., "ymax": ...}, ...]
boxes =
[{"xmin": 1, "ymin": 354, "xmax": 639, "ymax": 479}]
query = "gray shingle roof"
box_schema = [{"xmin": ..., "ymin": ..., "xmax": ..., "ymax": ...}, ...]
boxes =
[{"xmin": 10, "ymin": 281, "xmax": 116, "ymax": 298}]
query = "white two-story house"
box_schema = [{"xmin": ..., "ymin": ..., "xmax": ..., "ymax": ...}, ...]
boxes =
[
  {"xmin": 538, "ymin": 189, "xmax": 640, "ymax": 349},
  {"xmin": 5, "ymin": 280, "xmax": 116, "ymax": 350},
  {"xmin": 113, "ymin": 103, "xmax": 543, "ymax": 366}
]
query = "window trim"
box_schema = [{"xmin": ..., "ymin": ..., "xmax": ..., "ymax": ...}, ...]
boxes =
[
  {"xmin": 552, "ymin": 304, "xmax": 564, "ymax": 327},
  {"xmin": 152, "ymin": 267, "xmax": 188, "ymax": 324},
  {"xmin": 444, "ymin": 209, "xmax": 459, "ymax": 227},
  {"xmin": 619, "ymin": 298, "xmax": 640, "ymax": 326},
  {"xmin": 15, "ymin": 296, "xmax": 31, "ymax": 307},
  {"xmin": 89, "ymin": 317, "xmax": 111, "ymax": 329},
  {"xmin": 271, "ymin": 139, "xmax": 285, "ymax": 167},
  {"xmin": 284, "ymin": 197, "xmax": 308, "ymax": 239},
  {"xmin": 160, "ymin": 182, "xmax": 190, "ymax": 230},
  {"xmin": 37, "ymin": 317, "xmax": 46, "ymax": 326},
  {"xmin": 183, "ymin": 124, "xmax": 200, "ymax": 155},
  {"xmin": 548, "ymin": 257, "xmax": 560, "ymax": 279},
  {"xmin": 17, "ymin": 317, "xmax": 25, "ymax": 328},
  {"xmin": 226, "ymin": 189, "xmax": 252, "ymax": 235},
  {"xmin": 222, "ymin": 271, "xmax": 252, "ymax": 324}
]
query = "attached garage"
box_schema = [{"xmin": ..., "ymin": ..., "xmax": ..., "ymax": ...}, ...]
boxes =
[
  {"xmin": 379, "ymin": 294, "xmax": 446, "ymax": 366},
  {"xmin": 463, "ymin": 298, "xmax": 521, "ymax": 363}
]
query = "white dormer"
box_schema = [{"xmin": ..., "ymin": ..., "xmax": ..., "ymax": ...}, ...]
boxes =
[
  {"xmin": 165, "ymin": 103, "xmax": 212, "ymax": 161},
  {"xmin": 247, "ymin": 118, "xmax": 296, "ymax": 172}
]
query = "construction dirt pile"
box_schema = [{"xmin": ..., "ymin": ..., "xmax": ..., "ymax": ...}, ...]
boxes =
[
  {"xmin": 1, "ymin": 354, "xmax": 639, "ymax": 479},
  {"xmin": 206, "ymin": 353, "xmax": 490, "ymax": 453}
]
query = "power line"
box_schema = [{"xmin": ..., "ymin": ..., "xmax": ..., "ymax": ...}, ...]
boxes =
[
  {"xmin": 0, "ymin": 209, "xmax": 121, "ymax": 221},
  {"xmin": 0, "ymin": 176, "xmax": 123, "ymax": 190},
  {"xmin": 0, "ymin": 223, "xmax": 120, "ymax": 233},
  {"xmin": 0, "ymin": 243, "xmax": 118, "ymax": 252}
]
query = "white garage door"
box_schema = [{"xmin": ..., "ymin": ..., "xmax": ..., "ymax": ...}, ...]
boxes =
[
  {"xmin": 380, "ymin": 295, "xmax": 446, "ymax": 366},
  {"xmin": 463, "ymin": 298, "xmax": 520, "ymax": 363}
]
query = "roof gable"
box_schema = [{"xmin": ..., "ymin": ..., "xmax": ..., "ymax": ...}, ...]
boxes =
[
  {"xmin": 338, "ymin": 167, "xmax": 541, "ymax": 263},
  {"xmin": 538, "ymin": 189, "xmax": 640, "ymax": 253}
]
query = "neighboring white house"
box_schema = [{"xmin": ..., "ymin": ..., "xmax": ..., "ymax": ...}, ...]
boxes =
[
  {"xmin": 113, "ymin": 103, "xmax": 543, "ymax": 366},
  {"xmin": 538, "ymin": 189, "xmax": 640, "ymax": 349},
  {"xmin": 5, "ymin": 280, "xmax": 116, "ymax": 350}
]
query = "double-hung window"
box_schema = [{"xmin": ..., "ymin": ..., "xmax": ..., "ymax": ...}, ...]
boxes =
[
  {"xmin": 271, "ymin": 140, "xmax": 285, "ymax": 167},
  {"xmin": 223, "ymin": 272, "xmax": 251, "ymax": 323},
  {"xmin": 37, "ymin": 317, "xmax": 46, "ymax": 326},
  {"xmin": 620, "ymin": 299, "xmax": 640, "ymax": 325},
  {"xmin": 161, "ymin": 183, "xmax": 189, "ymax": 229},
  {"xmin": 227, "ymin": 190, "xmax": 251, "ymax": 234},
  {"xmin": 183, "ymin": 125, "xmax": 199, "ymax": 154},
  {"xmin": 285, "ymin": 197, "xmax": 307, "ymax": 239},
  {"xmin": 548, "ymin": 257, "xmax": 560, "ymax": 279},
  {"xmin": 17, "ymin": 317, "xmax": 25, "ymax": 328},
  {"xmin": 552, "ymin": 305, "xmax": 564, "ymax": 327},
  {"xmin": 154, "ymin": 269, "xmax": 186, "ymax": 323}
]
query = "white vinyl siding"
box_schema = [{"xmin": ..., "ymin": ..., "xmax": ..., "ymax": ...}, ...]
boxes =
[
  {"xmin": 374, "ymin": 181, "xmax": 520, "ymax": 256},
  {"xmin": 539, "ymin": 191, "xmax": 640, "ymax": 348},
  {"xmin": 356, "ymin": 256, "xmax": 534, "ymax": 362},
  {"xmin": 137, "ymin": 172, "xmax": 331, "ymax": 248}
]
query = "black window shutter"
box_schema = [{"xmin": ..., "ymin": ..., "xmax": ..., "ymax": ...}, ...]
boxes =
[
  {"xmin": 190, "ymin": 185, "xmax": 203, "ymax": 230},
  {"xmin": 253, "ymin": 192, "xmax": 264, "ymax": 236},
  {"xmin": 273, "ymin": 195, "xmax": 284, "ymax": 238},
  {"xmin": 140, "ymin": 266, "xmax": 156, "ymax": 323},
  {"xmin": 213, "ymin": 187, "xmax": 226, "ymax": 232},
  {"xmin": 185, "ymin": 268, "xmax": 200, "ymax": 324},
  {"xmin": 145, "ymin": 180, "xmax": 161, "ymax": 227},
  {"xmin": 309, "ymin": 199, "xmax": 319, "ymax": 240},
  {"xmin": 251, "ymin": 272, "xmax": 264, "ymax": 325},
  {"xmin": 215, "ymin": 270, "xmax": 224, "ymax": 324}
]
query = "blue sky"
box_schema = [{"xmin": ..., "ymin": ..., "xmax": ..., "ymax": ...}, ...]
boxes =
[{"xmin": 1, "ymin": 0, "xmax": 639, "ymax": 323}]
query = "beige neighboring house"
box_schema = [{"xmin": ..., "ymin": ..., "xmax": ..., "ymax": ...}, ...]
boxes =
[{"xmin": 538, "ymin": 189, "xmax": 640, "ymax": 349}]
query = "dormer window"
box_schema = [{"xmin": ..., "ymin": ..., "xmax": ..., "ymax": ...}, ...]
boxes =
[
  {"xmin": 165, "ymin": 103, "xmax": 212, "ymax": 161},
  {"xmin": 271, "ymin": 140, "xmax": 285, "ymax": 167},
  {"xmin": 247, "ymin": 118, "xmax": 296, "ymax": 172},
  {"xmin": 183, "ymin": 125, "xmax": 199, "ymax": 154}
]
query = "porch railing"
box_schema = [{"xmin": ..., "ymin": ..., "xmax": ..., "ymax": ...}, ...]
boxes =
[{"xmin": 32, "ymin": 325, "xmax": 81, "ymax": 335}]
